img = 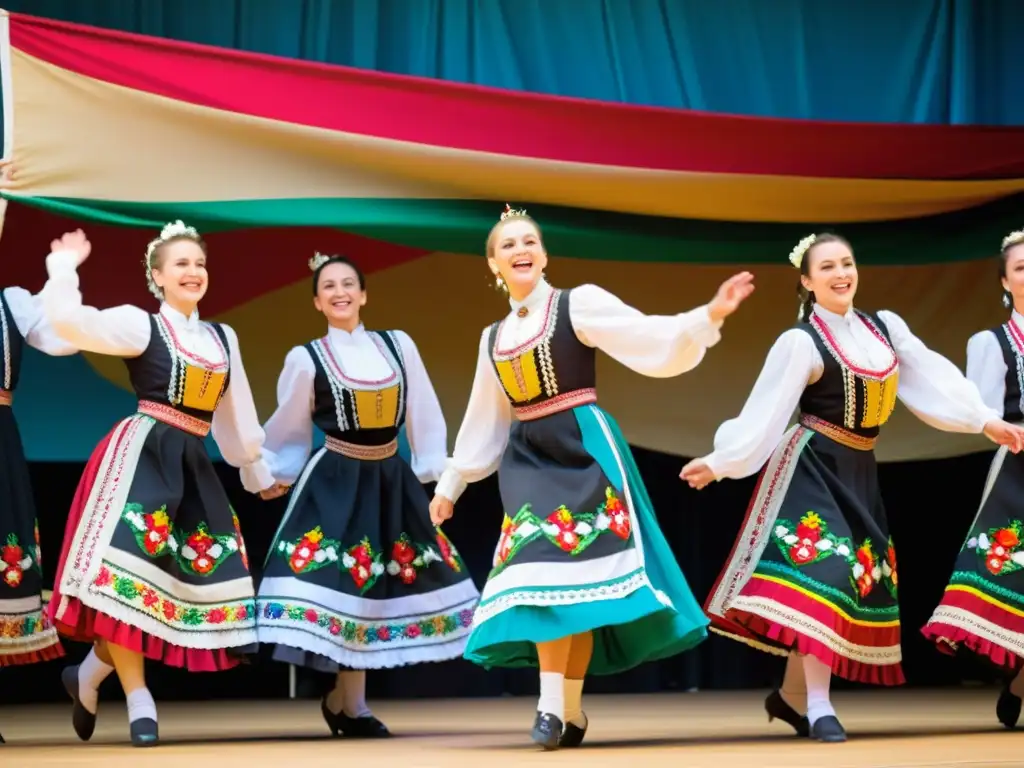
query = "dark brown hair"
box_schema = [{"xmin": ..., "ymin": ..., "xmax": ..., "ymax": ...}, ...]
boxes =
[{"xmin": 796, "ymin": 233, "xmax": 852, "ymax": 322}]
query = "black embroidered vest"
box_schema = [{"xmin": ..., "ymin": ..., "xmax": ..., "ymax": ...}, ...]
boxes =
[
  {"xmin": 796, "ymin": 310, "xmax": 899, "ymax": 439},
  {"xmin": 123, "ymin": 313, "xmax": 232, "ymax": 424},
  {"xmin": 0, "ymin": 291, "xmax": 24, "ymax": 392},
  {"xmin": 487, "ymin": 289, "xmax": 596, "ymax": 407},
  {"xmin": 992, "ymin": 321, "xmax": 1024, "ymax": 423},
  {"xmin": 305, "ymin": 330, "xmax": 407, "ymax": 446}
]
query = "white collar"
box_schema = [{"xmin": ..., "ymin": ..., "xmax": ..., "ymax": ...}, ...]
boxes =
[
  {"xmin": 812, "ymin": 303, "xmax": 857, "ymax": 326},
  {"xmin": 509, "ymin": 278, "xmax": 552, "ymax": 317},
  {"xmin": 327, "ymin": 323, "xmax": 367, "ymax": 345},
  {"xmin": 159, "ymin": 302, "xmax": 200, "ymax": 329}
]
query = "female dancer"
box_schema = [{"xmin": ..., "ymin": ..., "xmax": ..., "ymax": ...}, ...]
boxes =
[
  {"xmin": 681, "ymin": 233, "xmax": 1024, "ymax": 743},
  {"xmin": 922, "ymin": 227, "xmax": 1024, "ymax": 728},
  {"xmin": 41, "ymin": 223, "xmax": 275, "ymax": 747},
  {"xmin": 253, "ymin": 253, "xmax": 479, "ymax": 738},
  {"xmin": 429, "ymin": 205, "xmax": 755, "ymax": 749},
  {"xmin": 0, "ymin": 283, "xmax": 79, "ymax": 743}
]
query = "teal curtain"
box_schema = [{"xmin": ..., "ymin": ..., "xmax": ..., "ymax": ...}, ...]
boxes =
[{"xmin": 5, "ymin": 0, "xmax": 1023, "ymax": 124}]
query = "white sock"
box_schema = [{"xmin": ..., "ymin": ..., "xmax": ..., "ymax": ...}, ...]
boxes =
[
  {"xmin": 1010, "ymin": 668, "xmax": 1024, "ymax": 698},
  {"xmin": 125, "ymin": 688, "xmax": 158, "ymax": 724},
  {"xmin": 563, "ymin": 677, "xmax": 586, "ymax": 728},
  {"xmin": 802, "ymin": 654, "xmax": 835, "ymax": 726},
  {"xmin": 780, "ymin": 651, "xmax": 807, "ymax": 715},
  {"xmin": 77, "ymin": 648, "xmax": 114, "ymax": 715},
  {"xmin": 333, "ymin": 670, "xmax": 372, "ymax": 718},
  {"xmin": 537, "ymin": 671, "xmax": 565, "ymax": 721}
]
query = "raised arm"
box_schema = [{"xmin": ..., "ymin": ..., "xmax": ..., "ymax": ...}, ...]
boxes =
[
  {"xmin": 683, "ymin": 329, "xmax": 819, "ymax": 485},
  {"xmin": 964, "ymin": 329, "xmax": 1007, "ymax": 418},
  {"xmin": 3, "ymin": 286, "xmax": 78, "ymax": 356},
  {"xmin": 394, "ymin": 330, "xmax": 448, "ymax": 484},
  {"xmin": 257, "ymin": 345, "xmax": 316, "ymax": 488},
  {"xmin": 41, "ymin": 249, "xmax": 151, "ymax": 356},
  {"xmin": 210, "ymin": 324, "xmax": 274, "ymax": 493},
  {"xmin": 434, "ymin": 327, "xmax": 513, "ymax": 504},
  {"xmin": 880, "ymin": 310, "xmax": 1000, "ymax": 434}
]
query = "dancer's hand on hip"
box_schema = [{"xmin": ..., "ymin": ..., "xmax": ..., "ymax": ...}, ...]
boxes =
[
  {"xmin": 679, "ymin": 458, "xmax": 715, "ymax": 490},
  {"xmin": 430, "ymin": 495, "xmax": 454, "ymax": 526}
]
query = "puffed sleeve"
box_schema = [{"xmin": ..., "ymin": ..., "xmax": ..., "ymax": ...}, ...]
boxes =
[
  {"xmin": 879, "ymin": 310, "xmax": 999, "ymax": 433},
  {"xmin": 257, "ymin": 345, "xmax": 316, "ymax": 487},
  {"xmin": 434, "ymin": 327, "xmax": 512, "ymax": 503},
  {"xmin": 394, "ymin": 330, "xmax": 447, "ymax": 484},
  {"xmin": 964, "ymin": 329, "xmax": 1007, "ymax": 418},
  {"xmin": 702, "ymin": 329, "xmax": 821, "ymax": 480},
  {"xmin": 2, "ymin": 286, "xmax": 78, "ymax": 356},
  {"xmin": 41, "ymin": 250, "xmax": 150, "ymax": 356},
  {"xmin": 568, "ymin": 283, "xmax": 723, "ymax": 378},
  {"xmin": 210, "ymin": 324, "xmax": 275, "ymax": 492}
]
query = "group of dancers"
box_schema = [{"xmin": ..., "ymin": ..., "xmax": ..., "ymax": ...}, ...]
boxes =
[{"xmin": 2, "ymin": 202, "xmax": 1024, "ymax": 750}]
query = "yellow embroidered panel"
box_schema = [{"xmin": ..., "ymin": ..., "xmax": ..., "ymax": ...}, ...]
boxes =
[
  {"xmin": 494, "ymin": 351, "xmax": 543, "ymax": 403},
  {"xmin": 861, "ymin": 372, "xmax": 899, "ymax": 429},
  {"xmin": 181, "ymin": 365, "xmax": 227, "ymax": 411},
  {"xmin": 353, "ymin": 385, "xmax": 400, "ymax": 428}
]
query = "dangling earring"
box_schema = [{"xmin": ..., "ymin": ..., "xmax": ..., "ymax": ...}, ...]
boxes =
[
  {"xmin": 493, "ymin": 273, "xmax": 507, "ymax": 294},
  {"xmin": 1003, "ymin": 291, "xmax": 1012, "ymax": 309}
]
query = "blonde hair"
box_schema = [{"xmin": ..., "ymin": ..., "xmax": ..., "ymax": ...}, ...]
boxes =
[{"xmin": 485, "ymin": 213, "xmax": 544, "ymax": 260}]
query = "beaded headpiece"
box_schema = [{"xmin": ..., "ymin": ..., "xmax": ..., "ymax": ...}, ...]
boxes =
[
  {"xmin": 499, "ymin": 203, "xmax": 527, "ymax": 221},
  {"xmin": 788, "ymin": 234, "xmax": 817, "ymax": 270},
  {"xmin": 308, "ymin": 252, "xmax": 333, "ymax": 272},
  {"xmin": 1002, "ymin": 229, "xmax": 1024, "ymax": 251},
  {"xmin": 144, "ymin": 220, "xmax": 201, "ymax": 299}
]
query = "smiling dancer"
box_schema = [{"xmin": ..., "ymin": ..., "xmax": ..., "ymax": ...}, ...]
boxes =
[
  {"xmin": 923, "ymin": 227, "xmax": 1024, "ymax": 728},
  {"xmin": 253, "ymin": 253, "xmax": 479, "ymax": 738},
  {"xmin": 682, "ymin": 233, "xmax": 1024, "ymax": 743},
  {"xmin": 41, "ymin": 224, "xmax": 275, "ymax": 747},
  {"xmin": 430, "ymin": 204, "xmax": 754, "ymax": 749}
]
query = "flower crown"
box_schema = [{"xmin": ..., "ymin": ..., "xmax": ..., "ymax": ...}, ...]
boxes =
[
  {"xmin": 1003, "ymin": 229, "xmax": 1024, "ymax": 251},
  {"xmin": 788, "ymin": 234, "xmax": 817, "ymax": 269},
  {"xmin": 499, "ymin": 203, "xmax": 527, "ymax": 221},
  {"xmin": 308, "ymin": 252, "xmax": 333, "ymax": 272},
  {"xmin": 143, "ymin": 220, "xmax": 201, "ymax": 299}
]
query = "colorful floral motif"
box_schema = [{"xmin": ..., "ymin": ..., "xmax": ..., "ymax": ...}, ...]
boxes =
[
  {"xmin": 964, "ymin": 519, "xmax": 1024, "ymax": 576},
  {"xmin": 1, "ymin": 532, "xmax": 38, "ymax": 588},
  {"xmin": 342, "ymin": 538, "xmax": 385, "ymax": 593},
  {"xmin": 0, "ymin": 610, "xmax": 54, "ymax": 640},
  {"xmin": 493, "ymin": 487, "xmax": 632, "ymax": 571},
  {"xmin": 385, "ymin": 533, "xmax": 444, "ymax": 585},
  {"xmin": 259, "ymin": 599, "xmax": 474, "ymax": 644},
  {"xmin": 435, "ymin": 528, "xmax": 465, "ymax": 573},
  {"xmin": 92, "ymin": 564, "xmax": 254, "ymax": 628},
  {"xmin": 121, "ymin": 503, "xmax": 242, "ymax": 576},
  {"xmin": 231, "ymin": 510, "xmax": 249, "ymax": 570},
  {"xmin": 278, "ymin": 526, "xmax": 341, "ymax": 575},
  {"xmin": 772, "ymin": 512, "xmax": 897, "ymax": 601}
]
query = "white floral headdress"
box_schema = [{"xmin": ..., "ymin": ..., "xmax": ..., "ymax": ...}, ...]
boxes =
[
  {"xmin": 788, "ymin": 234, "xmax": 817, "ymax": 270},
  {"xmin": 499, "ymin": 203, "xmax": 527, "ymax": 221},
  {"xmin": 308, "ymin": 252, "xmax": 333, "ymax": 271},
  {"xmin": 143, "ymin": 220, "xmax": 201, "ymax": 299},
  {"xmin": 1002, "ymin": 229, "xmax": 1024, "ymax": 251}
]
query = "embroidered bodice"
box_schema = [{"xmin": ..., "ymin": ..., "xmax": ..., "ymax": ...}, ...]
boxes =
[
  {"xmin": 796, "ymin": 310, "xmax": 899, "ymax": 438},
  {"xmin": 989, "ymin": 320, "xmax": 1024, "ymax": 422}
]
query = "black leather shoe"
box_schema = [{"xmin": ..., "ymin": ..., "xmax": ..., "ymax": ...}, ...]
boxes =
[
  {"xmin": 997, "ymin": 683, "xmax": 1021, "ymax": 729},
  {"xmin": 531, "ymin": 712, "xmax": 562, "ymax": 750},
  {"xmin": 61, "ymin": 665, "xmax": 97, "ymax": 742},
  {"xmin": 320, "ymin": 697, "xmax": 391, "ymax": 738},
  {"xmin": 559, "ymin": 712, "xmax": 587, "ymax": 747},
  {"xmin": 810, "ymin": 715, "xmax": 847, "ymax": 743},
  {"xmin": 129, "ymin": 717, "xmax": 159, "ymax": 747},
  {"xmin": 765, "ymin": 689, "xmax": 810, "ymax": 736}
]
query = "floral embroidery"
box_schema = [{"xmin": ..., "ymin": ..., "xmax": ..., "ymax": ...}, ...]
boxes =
[
  {"xmin": 259, "ymin": 599, "xmax": 474, "ymax": 643},
  {"xmin": 773, "ymin": 512, "xmax": 896, "ymax": 601},
  {"xmin": 435, "ymin": 529, "xmax": 465, "ymax": 573},
  {"xmin": 121, "ymin": 503, "xmax": 241, "ymax": 576},
  {"xmin": 493, "ymin": 487, "xmax": 632, "ymax": 571},
  {"xmin": 277, "ymin": 526, "xmax": 341, "ymax": 574},
  {"xmin": 965, "ymin": 520, "xmax": 1024, "ymax": 575},
  {"xmin": 92, "ymin": 564, "xmax": 254, "ymax": 628},
  {"xmin": 385, "ymin": 533, "xmax": 445, "ymax": 585},
  {"xmin": 0, "ymin": 610, "xmax": 54, "ymax": 639},
  {"xmin": 341, "ymin": 538, "xmax": 385, "ymax": 593},
  {"xmin": 231, "ymin": 510, "xmax": 249, "ymax": 570},
  {"xmin": 1, "ymin": 532, "xmax": 38, "ymax": 588}
]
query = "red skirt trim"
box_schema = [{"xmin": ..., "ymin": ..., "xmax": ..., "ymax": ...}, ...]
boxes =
[
  {"xmin": 47, "ymin": 424, "xmax": 242, "ymax": 673},
  {"xmin": 0, "ymin": 641, "xmax": 64, "ymax": 667},
  {"xmin": 921, "ymin": 586, "xmax": 1024, "ymax": 673}
]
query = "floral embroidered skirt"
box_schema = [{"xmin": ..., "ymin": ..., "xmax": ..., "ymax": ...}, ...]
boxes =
[
  {"xmin": 704, "ymin": 424, "xmax": 903, "ymax": 686},
  {"xmin": 922, "ymin": 445, "xmax": 1024, "ymax": 672},
  {"xmin": 256, "ymin": 443, "xmax": 479, "ymax": 671},
  {"xmin": 48, "ymin": 413, "xmax": 257, "ymax": 671},
  {"xmin": 464, "ymin": 404, "xmax": 708, "ymax": 675},
  {"xmin": 0, "ymin": 405, "xmax": 63, "ymax": 666}
]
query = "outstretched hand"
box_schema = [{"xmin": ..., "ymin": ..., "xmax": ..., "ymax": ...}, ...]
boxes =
[
  {"xmin": 50, "ymin": 229, "xmax": 91, "ymax": 266},
  {"xmin": 679, "ymin": 458, "xmax": 715, "ymax": 490},
  {"xmin": 430, "ymin": 494, "xmax": 454, "ymax": 526},
  {"xmin": 708, "ymin": 272, "xmax": 755, "ymax": 323},
  {"xmin": 983, "ymin": 419, "xmax": 1024, "ymax": 454}
]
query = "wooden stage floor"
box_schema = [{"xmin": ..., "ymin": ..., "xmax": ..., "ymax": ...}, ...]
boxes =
[{"xmin": 2, "ymin": 688, "xmax": 1022, "ymax": 767}]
